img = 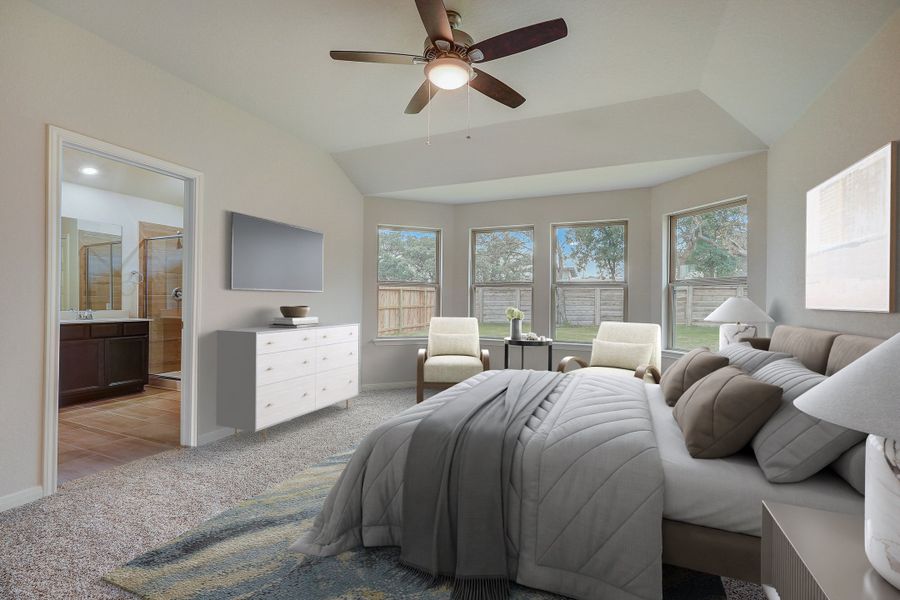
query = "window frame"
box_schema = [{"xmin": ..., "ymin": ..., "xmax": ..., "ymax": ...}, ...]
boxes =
[
  {"xmin": 376, "ymin": 225, "xmax": 442, "ymax": 339},
  {"xmin": 469, "ymin": 225, "xmax": 535, "ymax": 339},
  {"xmin": 666, "ymin": 197, "xmax": 749, "ymax": 351},
  {"xmin": 550, "ymin": 220, "xmax": 629, "ymax": 344}
]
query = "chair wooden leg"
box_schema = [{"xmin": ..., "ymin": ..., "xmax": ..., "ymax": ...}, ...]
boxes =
[{"xmin": 416, "ymin": 381, "xmax": 424, "ymax": 404}]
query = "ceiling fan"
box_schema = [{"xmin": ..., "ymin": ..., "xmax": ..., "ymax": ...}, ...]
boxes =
[{"xmin": 330, "ymin": 0, "xmax": 568, "ymax": 114}]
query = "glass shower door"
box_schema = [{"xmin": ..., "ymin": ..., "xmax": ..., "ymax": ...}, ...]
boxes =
[{"xmin": 143, "ymin": 235, "xmax": 183, "ymax": 380}]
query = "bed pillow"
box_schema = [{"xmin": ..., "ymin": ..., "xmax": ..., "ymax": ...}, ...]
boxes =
[
  {"xmin": 659, "ymin": 348, "xmax": 729, "ymax": 406},
  {"xmin": 673, "ymin": 366, "xmax": 782, "ymax": 459},
  {"xmin": 717, "ymin": 342, "xmax": 792, "ymax": 374},
  {"xmin": 831, "ymin": 442, "xmax": 866, "ymax": 495},
  {"xmin": 750, "ymin": 358, "xmax": 866, "ymax": 483},
  {"xmin": 589, "ymin": 339, "xmax": 653, "ymax": 370}
]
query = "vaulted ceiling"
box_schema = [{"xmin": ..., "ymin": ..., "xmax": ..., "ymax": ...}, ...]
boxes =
[{"xmin": 33, "ymin": 0, "xmax": 900, "ymax": 202}]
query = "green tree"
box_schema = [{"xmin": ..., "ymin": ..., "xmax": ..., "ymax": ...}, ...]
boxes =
[
  {"xmin": 559, "ymin": 224, "xmax": 625, "ymax": 280},
  {"xmin": 474, "ymin": 230, "xmax": 533, "ymax": 282},
  {"xmin": 675, "ymin": 207, "xmax": 747, "ymax": 278},
  {"xmin": 378, "ymin": 229, "xmax": 437, "ymax": 282}
]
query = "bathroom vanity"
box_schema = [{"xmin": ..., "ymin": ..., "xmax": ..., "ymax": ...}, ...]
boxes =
[{"xmin": 59, "ymin": 319, "xmax": 151, "ymax": 407}]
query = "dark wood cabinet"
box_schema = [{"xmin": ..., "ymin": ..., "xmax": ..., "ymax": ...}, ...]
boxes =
[{"xmin": 59, "ymin": 321, "xmax": 149, "ymax": 407}]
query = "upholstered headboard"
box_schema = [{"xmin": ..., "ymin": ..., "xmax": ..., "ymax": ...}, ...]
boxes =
[{"xmin": 749, "ymin": 325, "xmax": 884, "ymax": 375}]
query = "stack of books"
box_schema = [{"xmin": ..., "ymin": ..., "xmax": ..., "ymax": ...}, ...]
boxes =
[{"xmin": 271, "ymin": 316, "xmax": 319, "ymax": 328}]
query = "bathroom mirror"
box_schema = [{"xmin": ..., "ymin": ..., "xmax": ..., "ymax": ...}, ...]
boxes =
[{"xmin": 60, "ymin": 217, "xmax": 124, "ymax": 311}]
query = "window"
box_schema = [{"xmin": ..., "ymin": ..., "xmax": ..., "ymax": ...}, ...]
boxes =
[
  {"xmin": 470, "ymin": 227, "xmax": 533, "ymax": 338},
  {"xmin": 377, "ymin": 226, "xmax": 440, "ymax": 337},
  {"xmin": 668, "ymin": 200, "xmax": 748, "ymax": 351},
  {"xmin": 552, "ymin": 221, "xmax": 627, "ymax": 342}
]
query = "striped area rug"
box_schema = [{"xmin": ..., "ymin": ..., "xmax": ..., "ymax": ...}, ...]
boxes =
[{"xmin": 104, "ymin": 450, "xmax": 751, "ymax": 599}]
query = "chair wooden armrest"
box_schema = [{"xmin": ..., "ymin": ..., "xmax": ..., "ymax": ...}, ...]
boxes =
[
  {"xmin": 416, "ymin": 348, "xmax": 427, "ymax": 403},
  {"xmin": 557, "ymin": 356, "xmax": 588, "ymax": 373},
  {"xmin": 634, "ymin": 364, "xmax": 662, "ymax": 384},
  {"xmin": 481, "ymin": 349, "xmax": 490, "ymax": 370}
]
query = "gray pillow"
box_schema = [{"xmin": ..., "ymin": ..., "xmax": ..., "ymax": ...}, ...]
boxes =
[
  {"xmin": 717, "ymin": 342, "xmax": 791, "ymax": 374},
  {"xmin": 659, "ymin": 348, "xmax": 729, "ymax": 406},
  {"xmin": 831, "ymin": 442, "xmax": 866, "ymax": 495},
  {"xmin": 673, "ymin": 366, "xmax": 782, "ymax": 459},
  {"xmin": 751, "ymin": 358, "xmax": 866, "ymax": 483}
]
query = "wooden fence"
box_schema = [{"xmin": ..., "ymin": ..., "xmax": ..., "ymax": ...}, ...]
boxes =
[
  {"xmin": 473, "ymin": 286, "xmax": 533, "ymax": 323},
  {"xmin": 377, "ymin": 285, "xmax": 436, "ymax": 336},
  {"xmin": 673, "ymin": 285, "xmax": 746, "ymax": 326},
  {"xmin": 554, "ymin": 287, "xmax": 625, "ymax": 325}
]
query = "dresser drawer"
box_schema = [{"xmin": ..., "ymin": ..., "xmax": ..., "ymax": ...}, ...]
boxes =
[
  {"xmin": 256, "ymin": 329, "xmax": 316, "ymax": 355},
  {"xmin": 316, "ymin": 366, "xmax": 358, "ymax": 409},
  {"xmin": 315, "ymin": 341, "xmax": 358, "ymax": 373},
  {"xmin": 256, "ymin": 375, "xmax": 316, "ymax": 429},
  {"xmin": 256, "ymin": 347, "xmax": 315, "ymax": 386},
  {"xmin": 315, "ymin": 325, "xmax": 358, "ymax": 346}
]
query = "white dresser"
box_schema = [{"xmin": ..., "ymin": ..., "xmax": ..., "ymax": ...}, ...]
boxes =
[{"xmin": 216, "ymin": 324, "xmax": 359, "ymax": 432}]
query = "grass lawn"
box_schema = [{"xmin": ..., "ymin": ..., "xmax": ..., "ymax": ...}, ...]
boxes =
[{"xmin": 673, "ymin": 324, "xmax": 720, "ymax": 351}]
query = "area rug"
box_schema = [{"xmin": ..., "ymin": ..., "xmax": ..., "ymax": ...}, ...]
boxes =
[{"xmin": 104, "ymin": 450, "xmax": 760, "ymax": 600}]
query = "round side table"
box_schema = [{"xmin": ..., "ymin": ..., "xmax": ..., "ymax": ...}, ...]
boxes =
[{"xmin": 504, "ymin": 337, "xmax": 554, "ymax": 371}]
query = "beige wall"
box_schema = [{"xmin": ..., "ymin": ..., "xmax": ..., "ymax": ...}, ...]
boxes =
[
  {"xmin": 766, "ymin": 11, "xmax": 900, "ymax": 337},
  {"xmin": 650, "ymin": 152, "xmax": 769, "ymax": 341},
  {"xmin": 0, "ymin": 0, "xmax": 363, "ymax": 502}
]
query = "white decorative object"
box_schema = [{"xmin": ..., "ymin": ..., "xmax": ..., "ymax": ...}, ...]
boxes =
[
  {"xmin": 217, "ymin": 324, "xmax": 359, "ymax": 432},
  {"xmin": 795, "ymin": 332, "xmax": 900, "ymax": 589},
  {"xmin": 704, "ymin": 296, "xmax": 774, "ymax": 348}
]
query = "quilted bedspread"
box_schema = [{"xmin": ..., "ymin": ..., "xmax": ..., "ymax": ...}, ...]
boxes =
[{"xmin": 291, "ymin": 371, "xmax": 664, "ymax": 600}]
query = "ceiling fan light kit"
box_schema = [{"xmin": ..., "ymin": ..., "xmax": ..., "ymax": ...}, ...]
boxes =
[
  {"xmin": 329, "ymin": 0, "xmax": 568, "ymax": 121},
  {"xmin": 424, "ymin": 56, "xmax": 470, "ymax": 90}
]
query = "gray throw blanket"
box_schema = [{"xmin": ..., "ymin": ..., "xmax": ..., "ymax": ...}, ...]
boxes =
[
  {"xmin": 292, "ymin": 370, "xmax": 663, "ymax": 600},
  {"xmin": 400, "ymin": 370, "xmax": 563, "ymax": 599}
]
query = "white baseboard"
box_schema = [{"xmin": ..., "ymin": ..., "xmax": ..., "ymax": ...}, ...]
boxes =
[
  {"xmin": 197, "ymin": 426, "xmax": 234, "ymax": 445},
  {"xmin": 362, "ymin": 381, "xmax": 415, "ymax": 391},
  {"xmin": 0, "ymin": 485, "xmax": 44, "ymax": 513}
]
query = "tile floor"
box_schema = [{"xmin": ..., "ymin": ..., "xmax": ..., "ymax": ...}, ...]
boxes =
[{"xmin": 58, "ymin": 387, "xmax": 180, "ymax": 484}]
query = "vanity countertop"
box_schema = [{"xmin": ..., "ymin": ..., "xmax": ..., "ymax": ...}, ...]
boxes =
[{"xmin": 60, "ymin": 318, "xmax": 153, "ymax": 325}]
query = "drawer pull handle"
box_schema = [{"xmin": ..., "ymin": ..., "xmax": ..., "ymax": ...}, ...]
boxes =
[
  {"xmin": 266, "ymin": 367, "xmax": 273, "ymax": 371},
  {"xmin": 322, "ymin": 357, "xmax": 328, "ymax": 361},
  {"xmin": 266, "ymin": 341, "xmax": 273, "ymax": 346},
  {"xmin": 322, "ymin": 335, "xmax": 328, "ymax": 339},
  {"xmin": 266, "ymin": 403, "xmax": 273, "ymax": 408},
  {"xmin": 322, "ymin": 387, "xmax": 327, "ymax": 391},
  {"xmin": 349, "ymin": 352, "xmax": 354, "ymax": 356},
  {"xmin": 302, "ymin": 392, "xmax": 308, "ymax": 397},
  {"xmin": 303, "ymin": 337, "xmax": 309, "ymax": 341},
  {"xmin": 348, "ymin": 379, "xmax": 353, "ymax": 383},
  {"xmin": 302, "ymin": 360, "xmax": 308, "ymax": 365}
]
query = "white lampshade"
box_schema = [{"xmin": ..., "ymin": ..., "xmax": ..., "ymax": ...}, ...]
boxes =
[
  {"xmin": 794, "ymin": 332, "xmax": 900, "ymax": 440},
  {"xmin": 425, "ymin": 57, "xmax": 470, "ymax": 90},
  {"xmin": 703, "ymin": 297, "xmax": 774, "ymax": 324}
]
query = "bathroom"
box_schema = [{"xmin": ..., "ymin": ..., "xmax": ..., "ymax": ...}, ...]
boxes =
[{"xmin": 57, "ymin": 147, "xmax": 185, "ymax": 483}]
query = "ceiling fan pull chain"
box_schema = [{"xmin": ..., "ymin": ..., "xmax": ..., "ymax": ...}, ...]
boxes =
[
  {"xmin": 466, "ymin": 67, "xmax": 472, "ymax": 140},
  {"xmin": 426, "ymin": 80, "xmax": 432, "ymax": 146}
]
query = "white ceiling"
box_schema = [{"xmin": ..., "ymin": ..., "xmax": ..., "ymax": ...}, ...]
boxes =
[
  {"xmin": 35, "ymin": 0, "xmax": 900, "ymax": 202},
  {"xmin": 63, "ymin": 147, "xmax": 185, "ymax": 206}
]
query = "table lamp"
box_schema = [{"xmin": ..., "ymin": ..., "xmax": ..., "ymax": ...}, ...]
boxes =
[
  {"xmin": 703, "ymin": 296, "xmax": 774, "ymax": 348},
  {"xmin": 795, "ymin": 332, "xmax": 900, "ymax": 589}
]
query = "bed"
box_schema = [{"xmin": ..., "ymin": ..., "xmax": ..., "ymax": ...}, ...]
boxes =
[{"xmin": 292, "ymin": 325, "xmax": 879, "ymax": 598}]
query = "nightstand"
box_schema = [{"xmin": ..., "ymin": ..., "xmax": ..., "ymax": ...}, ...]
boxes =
[{"xmin": 762, "ymin": 501, "xmax": 900, "ymax": 599}]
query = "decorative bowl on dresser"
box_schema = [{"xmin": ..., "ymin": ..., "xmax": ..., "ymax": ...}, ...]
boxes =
[
  {"xmin": 216, "ymin": 324, "xmax": 359, "ymax": 432},
  {"xmin": 59, "ymin": 319, "xmax": 150, "ymax": 407}
]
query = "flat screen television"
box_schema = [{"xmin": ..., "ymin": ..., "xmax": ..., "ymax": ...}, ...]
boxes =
[{"xmin": 230, "ymin": 212, "xmax": 324, "ymax": 292}]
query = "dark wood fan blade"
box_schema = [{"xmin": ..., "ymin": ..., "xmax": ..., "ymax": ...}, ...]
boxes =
[
  {"xmin": 415, "ymin": 0, "xmax": 453, "ymax": 45},
  {"xmin": 470, "ymin": 68, "xmax": 525, "ymax": 108},
  {"xmin": 330, "ymin": 51, "xmax": 424, "ymax": 65},
  {"xmin": 404, "ymin": 80, "xmax": 439, "ymax": 114},
  {"xmin": 469, "ymin": 18, "xmax": 568, "ymax": 62}
]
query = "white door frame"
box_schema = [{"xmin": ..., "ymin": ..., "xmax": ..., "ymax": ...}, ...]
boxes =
[{"xmin": 43, "ymin": 126, "xmax": 204, "ymax": 496}]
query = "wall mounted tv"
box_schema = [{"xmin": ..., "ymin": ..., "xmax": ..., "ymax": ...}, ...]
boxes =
[{"xmin": 230, "ymin": 212, "xmax": 324, "ymax": 292}]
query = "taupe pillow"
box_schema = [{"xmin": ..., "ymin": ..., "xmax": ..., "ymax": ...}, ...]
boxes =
[
  {"xmin": 751, "ymin": 358, "xmax": 865, "ymax": 483},
  {"xmin": 673, "ymin": 366, "xmax": 782, "ymax": 459},
  {"xmin": 660, "ymin": 348, "xmax": 729, "ymax": 406},
  {"xmin": 717, "ymin": 342, "xmax": 792, "ymax": 374}
]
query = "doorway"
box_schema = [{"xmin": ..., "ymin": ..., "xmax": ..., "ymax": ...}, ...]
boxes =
[{"xmin": 45, "ymin": 127, "xmax": 202, "ymax": 493}]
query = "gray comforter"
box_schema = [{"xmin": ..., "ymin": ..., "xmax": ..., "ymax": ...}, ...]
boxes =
[{"xmin": 291, "ymin": 371, "xmax": 664, "ymax": 600}]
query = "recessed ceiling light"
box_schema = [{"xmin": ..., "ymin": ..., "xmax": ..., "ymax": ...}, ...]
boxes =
[{"xmin": 80, "ymin": 166, "xmax": 99, "ymax": 175}]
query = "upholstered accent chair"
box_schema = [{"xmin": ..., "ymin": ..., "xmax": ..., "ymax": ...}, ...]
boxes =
[
  {"xmin": 557, "ymin": 321, "xmax": 662, "ymax": 383},
  {"xmin": 417, "ymin": 317, "xmax": 490, "ymax": 403}
]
